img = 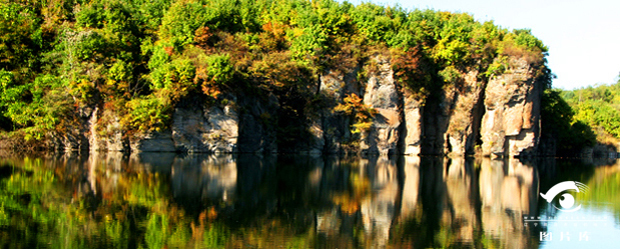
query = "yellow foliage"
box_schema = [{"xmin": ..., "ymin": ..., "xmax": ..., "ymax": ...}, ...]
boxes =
[{"xmin": 334, "ymin": 93, "xmax": 377, "ymax": 133}]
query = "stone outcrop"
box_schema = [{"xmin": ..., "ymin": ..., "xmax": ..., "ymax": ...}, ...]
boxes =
[
  {"xmin": 418, "ymin": 70, "xmax": 486, "ymax": 155},
  {"xmin": 52, "ymin": 54, "xmax": 543, "ymax": 157},
  {"xmin": 168, "ymin": 100, "xmax": 239, "ymax": 153},
  {"xmin": 89, "ymin": 107, "xmax": 128, "ymax": 152},
  {"xmin": 445, "ymin": 71, "xmax": 487, "ymax": 155},
  {"xmin": 80, "ymin": 94, "xmax": 277, "ymax": 154},
  {"xmin": 360, "ymin": 56, "xmax": 401, "ymax": 155},
  {"xmin": 401, "ymin": 93, "xmax": 424, "ymax": 155},
  {"xmin": 301, "ymin": 64, "xmax": 360, "ymax": 154},
  {"xmin": 480, "ymin": 58, "xmax": 541, "ymax": 157}
]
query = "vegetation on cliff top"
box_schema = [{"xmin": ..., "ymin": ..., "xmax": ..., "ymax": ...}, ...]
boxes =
[{"xmin": 0, "ymin": 0, "xmax": 550, "ymax": 146}]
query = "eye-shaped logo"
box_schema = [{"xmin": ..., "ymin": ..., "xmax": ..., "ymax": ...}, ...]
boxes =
[{"xmin": 540, "ymin": 181, "xmax": 589, "ymax": 212}]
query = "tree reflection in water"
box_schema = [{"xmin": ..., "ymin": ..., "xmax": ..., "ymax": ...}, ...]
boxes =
[{"xmin": 0, "ymin": 152, "xmax": 618, "ymax": 248}]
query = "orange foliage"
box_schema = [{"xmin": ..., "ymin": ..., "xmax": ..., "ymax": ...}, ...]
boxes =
[
  {"xmin": 393, "ymin": 47, "xmax": 423, "ymax": 83},
  {"xmin": 201, "ymin": 83, "xmax": 222, "ymax": 99},
  {"xmin": 259, "ymin": 22, "xmax": 288, "ymax": 51},
  {"xmin": 392, "ymin": 47, "xmax": 434, "ymax": 97},
  {"xmin": 164, "ymin": 46, "xmax": 174, "ymax": 56},
  {"xmin": 334, "ymin": 93, "xmax": 377, "ymax": 120},
  {"xmin": 500, "ymin": 42, "xmax": 544, "ymax": 65},
  {"xmin": 207, "ymin": 206, "xmax": 218, "ymax": 220},
  {"xmin": 194, "ymin": 26, "xmax": 214, "ymax": 50},
  {"xmin": 334, "ymin": 93, "xmax": 377, "ymax": 133},
  {"xmin": 261, "ymin": 22, "xmax": 286, "ymax": 39},
  {"xmin": 249, "ymin": 51, "xmax": 310, "ymax": 89}
]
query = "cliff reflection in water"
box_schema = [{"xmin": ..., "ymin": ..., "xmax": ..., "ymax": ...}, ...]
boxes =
[{"xmin": 0, "ymin": 153, "xmax": 544, "ymax": 248}]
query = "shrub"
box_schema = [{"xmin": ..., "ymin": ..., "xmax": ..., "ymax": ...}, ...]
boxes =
[{"xmin": 122, "ymin": 95, "xmax": 172, "ymax": 133}]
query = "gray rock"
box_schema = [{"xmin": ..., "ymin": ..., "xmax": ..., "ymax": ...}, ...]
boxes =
[
  {"xmin": 481, "ymin": 58, "xmax": 541, "ymax": 157},
  {"xmin": 171, "ymin": 101, "xmax": 239, "ymax": 153},
  {"xmin": 53, "ymin": 55, "xmax": 543, "ymax": 157},
  {"xmin": 361, "ymin": 55, "xmax": 401, "ymax": 155}
]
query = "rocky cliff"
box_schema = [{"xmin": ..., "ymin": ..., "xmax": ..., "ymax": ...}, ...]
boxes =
[{"xmin": 51, "ymin": 54, "xmax": 543, "ymax": 157}]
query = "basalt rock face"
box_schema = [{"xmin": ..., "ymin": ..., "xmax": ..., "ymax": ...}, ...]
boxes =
[
  {"xmin": 299, "ymin": 62, "xmax": 361, "ymax": 154},
  {"xmin": 406, "ymin": 57, "xmax": 541, "ymax": 157},
  {"xmin": 77, "ymin": 94, "xmax": 270, "ymax": 154},
  {"xmin": 57, "ymin": 55, "xmax": 542, "ymax": 157},
  {"xmin": 302, "ymin": 55, "xmax": 540, "ymax": 157},
  {"xmin": 235, "ymin": 93, "xmax": 279, "ymax": 154},
  {"xmin": 128, "ymin": 93, "xmax": 277, "ymax": 154},
  {"xmin": 301, "ymin": 56, "xmax": 403, "ymax": 155},
  {"xmin": 480, "ymin": 58, "xmax": 541, "ymax": 157},
  {"xmin": 360, "ymin": 56, "xmax": 402, "ymax": 155},
  {"xmin": 418, "ymin": 70, "xmax": 486, "ymax": 155},
  {"xmin": 88, "ymin": 107, "xmax": 127, "ymax": 152},
  {"xmin": 401, "ymin": 92, "xmax": 424, "ymax": 155}
]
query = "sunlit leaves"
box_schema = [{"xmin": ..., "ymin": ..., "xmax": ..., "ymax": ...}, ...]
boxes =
[
  {"xmin": 289, "ymin": 24, "xmax": 329, "ymax": 61},
  {"xmin": 123, "ymin": 95, "xmax": 172, "ymax": 133},
  {"xmin": 0, "ymin": 70, "xmax": 21, "ymax": 108},
  {"xmin": 108, "ymin": 60, "xmax": 134, "ymax": 89},
  {"xmin": 159, "ymin": 0, "xmax": 207, "ymax": 48},
  {"xmin": 433, "ymin": 39, "xmax": 469, "ymax": 65},
  {"xmin": 561, "ymin": 82, "xmax": 620, "ymax": 145},
  {"xmin": 497, "ymin": 30, "xmax": 546, "ymax": 65},
  {"xmin": 431, "ymin": 12, "xmax": 476, "ymax": 66},
  {"xmin": 204, "ymin": 54, "xmax": 234, "ymax": 85},
  {"xmin": 334, "ymin": 93, "xmax": 377, "ymax": 134},
  {"xmin": 76, "ymin": 3, "xmax": 105, "ymax": 29},
  {"xmin": 484, "ymin": 55, "xmax": 508, "ymax": 77},
  {"xmin": 149, "ymin": 56, "xmax": 196, "ymax": 94},
  {"xmin": 0, "ymin": 70, "xmax": 72, "ymax": 140},
  {"xmin": 513, "ymin": 29, "xmax": 548, "ymax": 53}
]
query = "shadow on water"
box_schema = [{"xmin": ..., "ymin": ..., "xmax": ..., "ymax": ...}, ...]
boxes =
[{"xmin": 0, "ymin": 152, "xmax": 618, "ymax": 248}]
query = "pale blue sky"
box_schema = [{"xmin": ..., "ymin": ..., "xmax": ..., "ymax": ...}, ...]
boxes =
[{"xmin": 346, "ymin": 0, "xmax": 620, "ymax": 90}]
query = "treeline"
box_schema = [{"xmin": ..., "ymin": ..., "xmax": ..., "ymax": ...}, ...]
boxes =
[
  {"xmin": 540, "ymin": 79, "xmax": 620, "ymax": 157},
  {"xmin": 0, "ymin": 0, "xmax": 550, "ymax": 144},
  {"xmin": 561, "ymin": 81, "xmax": 620, "ymax": 147}
]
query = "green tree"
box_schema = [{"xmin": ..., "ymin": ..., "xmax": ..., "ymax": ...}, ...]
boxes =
[
  {"xmin": 542, "ymin": 89, "xmax": 595, "ymax": 156},
  {"xmin": 0, "ymin": 0, "xmax": 554, "ymax": 149}
]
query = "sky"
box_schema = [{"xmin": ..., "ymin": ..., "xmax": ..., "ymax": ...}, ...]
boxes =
[{"xmin": 346, "ymin": 0, "xmax": 620, "ymax": 90}]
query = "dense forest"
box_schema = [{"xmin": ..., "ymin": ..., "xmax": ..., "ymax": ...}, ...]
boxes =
[
  {"xmin": 560, "ymin": 82, "xmax": 620, "ymax": 150},
  {"xmin": 0, "ymin": 0, "xmax": 556, "ymax": 153}
]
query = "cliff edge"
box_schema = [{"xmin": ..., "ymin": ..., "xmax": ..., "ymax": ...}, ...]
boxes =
[{"xmin": 50, "ymin": 55, "xmax": 544, "ymax": 157}]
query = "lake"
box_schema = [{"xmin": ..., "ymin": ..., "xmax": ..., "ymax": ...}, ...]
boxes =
[{"xmin": 0, "ymin": 152, "xmax": 618, "ymax": 248}]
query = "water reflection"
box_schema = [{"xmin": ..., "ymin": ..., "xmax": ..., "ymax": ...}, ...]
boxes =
[
  {"xmin": 478, "ymin": 158, "xmax": 539, "ymax": 248},
  {"xmin": 0, "ymin": 153, "xmax": 618, "ymax": 248},
  {"xmin": 170, "ymin": 154, "xmax": 238, "ymax": 213}
]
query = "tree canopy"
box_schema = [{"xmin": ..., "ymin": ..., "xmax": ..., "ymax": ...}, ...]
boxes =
[
  {"xmin": 561, "ymin": 81, "xmax": 620, "ymax": 147},
  {"xmin": 0, "ymin": 0, "xmax": 550, "ymax": 143}
]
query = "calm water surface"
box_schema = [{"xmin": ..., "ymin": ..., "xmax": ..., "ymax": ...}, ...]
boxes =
[{"xmin": 0, "ymin": 152, "xmax": 619, "ymax": 248}]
